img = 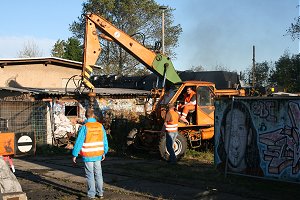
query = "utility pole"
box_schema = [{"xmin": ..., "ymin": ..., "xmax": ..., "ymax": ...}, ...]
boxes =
[
  {"xmin": 252, "ymin": 45, "xmax": 256, "ymax": 87},
  {"xmin": 156, "ymin": 5, "xmax": 168, "ymax": 88},
  {"xmin": 160, "ymin": 5, "xmax": 167, "ymax": 54},
  {"xmin": 298, "ymin": 1, "xmax": 300, "ymax": 53}
]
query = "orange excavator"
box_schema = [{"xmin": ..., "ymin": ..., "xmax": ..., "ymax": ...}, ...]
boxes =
[{"xmin": 81, "ymin": 13, "xmax": 245, "ymax": 160}]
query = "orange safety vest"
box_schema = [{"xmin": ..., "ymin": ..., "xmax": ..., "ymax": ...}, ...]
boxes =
[
  {"xmin": 80, "ymin": 122, "xmax": 104, "ymax": 157},
  {"xmin": 165, "ymin": 110, "xmax": 179, "ymax": 133},
  {"xmin": 184, "ymin": 90, "xmax": 196, "ymax": 104}
]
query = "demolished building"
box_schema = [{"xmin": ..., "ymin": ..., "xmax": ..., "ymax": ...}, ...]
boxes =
[
  {"xmin": 0, "ymin": 57, "xmax": 242, "ymax": 153},
  {"xmin": 0, "ymin": 57, "xmax": 150, "ymax": 154}
]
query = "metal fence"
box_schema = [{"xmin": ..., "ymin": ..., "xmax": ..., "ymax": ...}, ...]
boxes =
[{"xmin": 0, "ymin": 101, "xmax": 47, "ymax": 144}]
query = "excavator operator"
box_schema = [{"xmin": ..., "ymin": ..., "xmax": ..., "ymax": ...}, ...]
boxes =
[{"xmin": 178, "ymin": 87, "xmax": 196, "ymax": 124}]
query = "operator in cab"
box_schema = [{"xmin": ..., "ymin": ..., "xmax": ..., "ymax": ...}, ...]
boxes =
[{"xmin": 178, "ymin": 87, "xmax": 196, "ymax": 124}]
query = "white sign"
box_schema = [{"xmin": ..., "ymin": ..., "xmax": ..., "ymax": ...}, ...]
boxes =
[{"xmin": 17, "ymin": 135, "xmax": 32, "ymax": 153}]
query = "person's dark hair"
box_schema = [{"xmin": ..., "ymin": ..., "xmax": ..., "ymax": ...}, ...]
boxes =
[
  {"xmin": 168, "ymin": 103, "xmax": 175, "ymax": 109},
  {"xmin": 217, "ymin": 101, "xmax": 261, "ymax": 174},
  {"xmin": 85, "ymin": 108, "xmax": 95, "ymax": 119},
  {"xmin": 186, "ymin": 86, "xmax": 195, "ymax": 91}
]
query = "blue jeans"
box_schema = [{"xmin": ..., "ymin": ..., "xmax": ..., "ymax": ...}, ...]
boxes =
[
  {"xmin": 166, "ymin": 132, "xmax": 178, "ymax": 162},
  {"xmin": 84, "ymin": 160, "xmax": 103, "ymax": 198}
]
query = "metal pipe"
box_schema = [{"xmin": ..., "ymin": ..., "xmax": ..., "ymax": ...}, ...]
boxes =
[
  {"xmin": 162, "ymin": 63, "xmax": 168, "ymax": 88},
  {"xmin": 225, "ymin": 96, "xmax": 235, "ymax": 178},
  {"xmin": 252, "ymin": 45, "xmax": 256, "ymax": 87},
  {"xmin": 158, "ymin": 6, "xmax": 167, "ymax": 88},
  {"xmin": 161, "ymin": 7, "xmax": 166, "ymax": 54}
]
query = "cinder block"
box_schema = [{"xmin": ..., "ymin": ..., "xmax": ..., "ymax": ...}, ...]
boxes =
[{"xmin": 0, "ymin": 192, "xmax": 27, "ymax": 200}]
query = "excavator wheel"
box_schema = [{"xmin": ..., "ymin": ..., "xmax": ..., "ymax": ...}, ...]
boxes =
[
  {"xmin": 159, "ymin": 133, "xmax": 187, "ymax": 161},
  {"xmin": 126, "ymin": 128, "xmax": 144, "ymax": 150}
]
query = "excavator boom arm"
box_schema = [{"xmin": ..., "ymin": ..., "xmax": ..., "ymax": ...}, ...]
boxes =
[
  {"xmin": 82, "ymin": 15, "xmax": 102, "ymax": 90},
  {"xmin": 82, "ymin": 13, "xmax": 181, "ymax": 89}
]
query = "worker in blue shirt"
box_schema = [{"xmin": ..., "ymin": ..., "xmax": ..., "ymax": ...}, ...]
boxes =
[{"xmin": 72, "ymin": 108, "xmax": 109, "ymax": 199}]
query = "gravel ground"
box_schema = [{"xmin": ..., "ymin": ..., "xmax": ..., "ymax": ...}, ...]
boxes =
[
  {"xmin": 16, "ymin": 169, "xmax": 153, "ymax": 200},
  {"xmin": 12, "ymin": 155, "xmax": 300, "ymax": 200}
]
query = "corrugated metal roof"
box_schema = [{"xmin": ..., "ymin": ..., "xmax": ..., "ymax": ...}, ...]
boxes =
[
  {"xmin": 37, "ymin": 87, "xmax": 150, "ymax": 96},
  {"xmin": 93, "ymin": 87, "xmax": 150, "ymax": 95},
  {"xmin": 0, "ymin": 87, "xmax": 39, "ymax": 94},
  {"xmin": 0, "ymin": 57, "xmax": 82, "ymax": 69},
  {"xmin": 0, "ymin": 87, "xmax": 150, "ymax": 96},
  {"xmin": 0, "ymin": 57, "xmax": 81, "ymax": 64}
]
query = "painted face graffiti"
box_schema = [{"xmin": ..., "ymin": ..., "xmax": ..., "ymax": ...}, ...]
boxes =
[
  {"xmin": 224, "ymin": 109, "xmax": 249, "ymax": 172},
  {"xmin": 217, "ymin": 101, "xmax": 263, "ymax": 177}
]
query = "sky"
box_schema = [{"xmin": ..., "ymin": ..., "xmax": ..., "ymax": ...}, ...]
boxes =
[{"xmin": 0, "ymin": 0, "xmax": 299, "ymax": 72}]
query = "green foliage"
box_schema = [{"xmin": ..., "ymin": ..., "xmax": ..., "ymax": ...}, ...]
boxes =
[
  {"xmin": 51, "ymin": 39, "xmax": 65, "ymax": 58},
  {"xmin": 270, "ymin": 53, "xmax": 300, "ymax": 92},
  {"xmin": 184, "ymin": 149, "xmax": 214, "ymax": 163},
  {"xmin": 62, "ymin": 37, "xmax": 83, "ymax": 62},
  {"xmin": 69, "ymin": 0, "xmax": 182, "ymax": 76},
  {"xmin": 243, "ymin": 61, "xmax": 271, "ymax": 87},
  {"xmin": 240, "ymin": 53, "xmax": 300, "ymax": 93},
  {"xmin": 254, "ymin": 61, "xmax": 271, "ymax": 86},
  {"xmin": 50, "ymin": 37, "xmax": 83, "ymax": 62}
]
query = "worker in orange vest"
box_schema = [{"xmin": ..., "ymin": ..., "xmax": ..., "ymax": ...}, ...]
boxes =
[
  {"xmin": 72, "ymin": 108, "xmax": 109, "ymax": 199},
  {"xmin": 163, "ymin": 103, "xmax": 180, "ymax": 163},
  {"xmin": 178, "ymin": 87, "xmax": 196, "ymax": 124}
]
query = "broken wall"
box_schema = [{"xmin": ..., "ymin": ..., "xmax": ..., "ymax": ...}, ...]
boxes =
[
  {"xmin": 50, "ymin": 97, "xmax": 147, "ymax": 146},
  {"xmin": 0, "ymin": 94, "xmax": 148, "ymax": 148}
]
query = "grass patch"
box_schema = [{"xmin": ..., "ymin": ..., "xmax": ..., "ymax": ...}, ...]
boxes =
[
  {"xmin": 103, "ymin": 155, "xmax": 300, "ymax": 200},
  {"xmin": 184, "ymin": 149, "xmax": 214, "ymax": 163},
  {"xmin": 104, "ymin": 152, "xmax": 220, "ymax": 184}
]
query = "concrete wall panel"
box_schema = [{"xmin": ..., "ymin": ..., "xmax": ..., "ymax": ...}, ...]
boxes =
[
  {"xmin": 0, "ymin": 63, "xmax": 80, "ymax": 88},
  {"xmin": 215, "ymin": 97, "xmax": 300, "ymax": 182}
]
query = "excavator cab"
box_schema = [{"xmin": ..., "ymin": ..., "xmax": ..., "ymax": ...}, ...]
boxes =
[
  {"xmin": 174, "ymin": 86, "xmax": 197, "ymax": 124},
  {"xmin": 169, "ymin": 82, "xmax": 215, "ymax": 128},
  {"xmin": 195, "ymin": 85, "xmax": 215, "ymax": 128}
]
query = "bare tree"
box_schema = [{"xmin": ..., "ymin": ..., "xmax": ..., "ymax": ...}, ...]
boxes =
[
  {"xmin": 286, "ymin": 16, "xmax": 300, "ymax": 40},
  {"xmin": 189, "ymin": 65, "xmax": 205, "ymax": 72},
  {"xmin": 214, "ymin": 65, "xmax": 229, "ymax": 71},
  {"xmin": 285, "ymin": 3, "xmax": 300, "ymax": 40},
  {"xmin": 17, "ymin": 41, "xmax": 43, "ymax": 58}
]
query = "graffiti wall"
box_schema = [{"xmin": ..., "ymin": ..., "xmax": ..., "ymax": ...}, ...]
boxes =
[{"xmin": 214, "ymin": 97, "xmax": 300, "ymax": 182}]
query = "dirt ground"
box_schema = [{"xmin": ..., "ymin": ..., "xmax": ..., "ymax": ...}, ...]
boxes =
[
  {"xmin": 11, "ymin": 153, "xmax": 300, "ymax": 200},
  {"xmin": 16, "ymin": 170, "xmax": 151, "ymax": 200}
]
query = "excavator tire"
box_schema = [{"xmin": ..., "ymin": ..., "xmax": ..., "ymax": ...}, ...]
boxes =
[
  {"xmin": 127, "ymin": 128, "xmax": 138, "ymax": 147},
  {"xmin": 126, "ymin": 128, "xmax": 144, "ymax": 150},
  {"xmin": 159, "ymin": 133, "xmax": 187, "ymax": 161}
]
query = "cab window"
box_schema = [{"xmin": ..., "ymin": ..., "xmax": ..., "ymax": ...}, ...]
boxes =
[{"xmin": 197, "ymin": 87, "xmax": 213, "ymax": 106}]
